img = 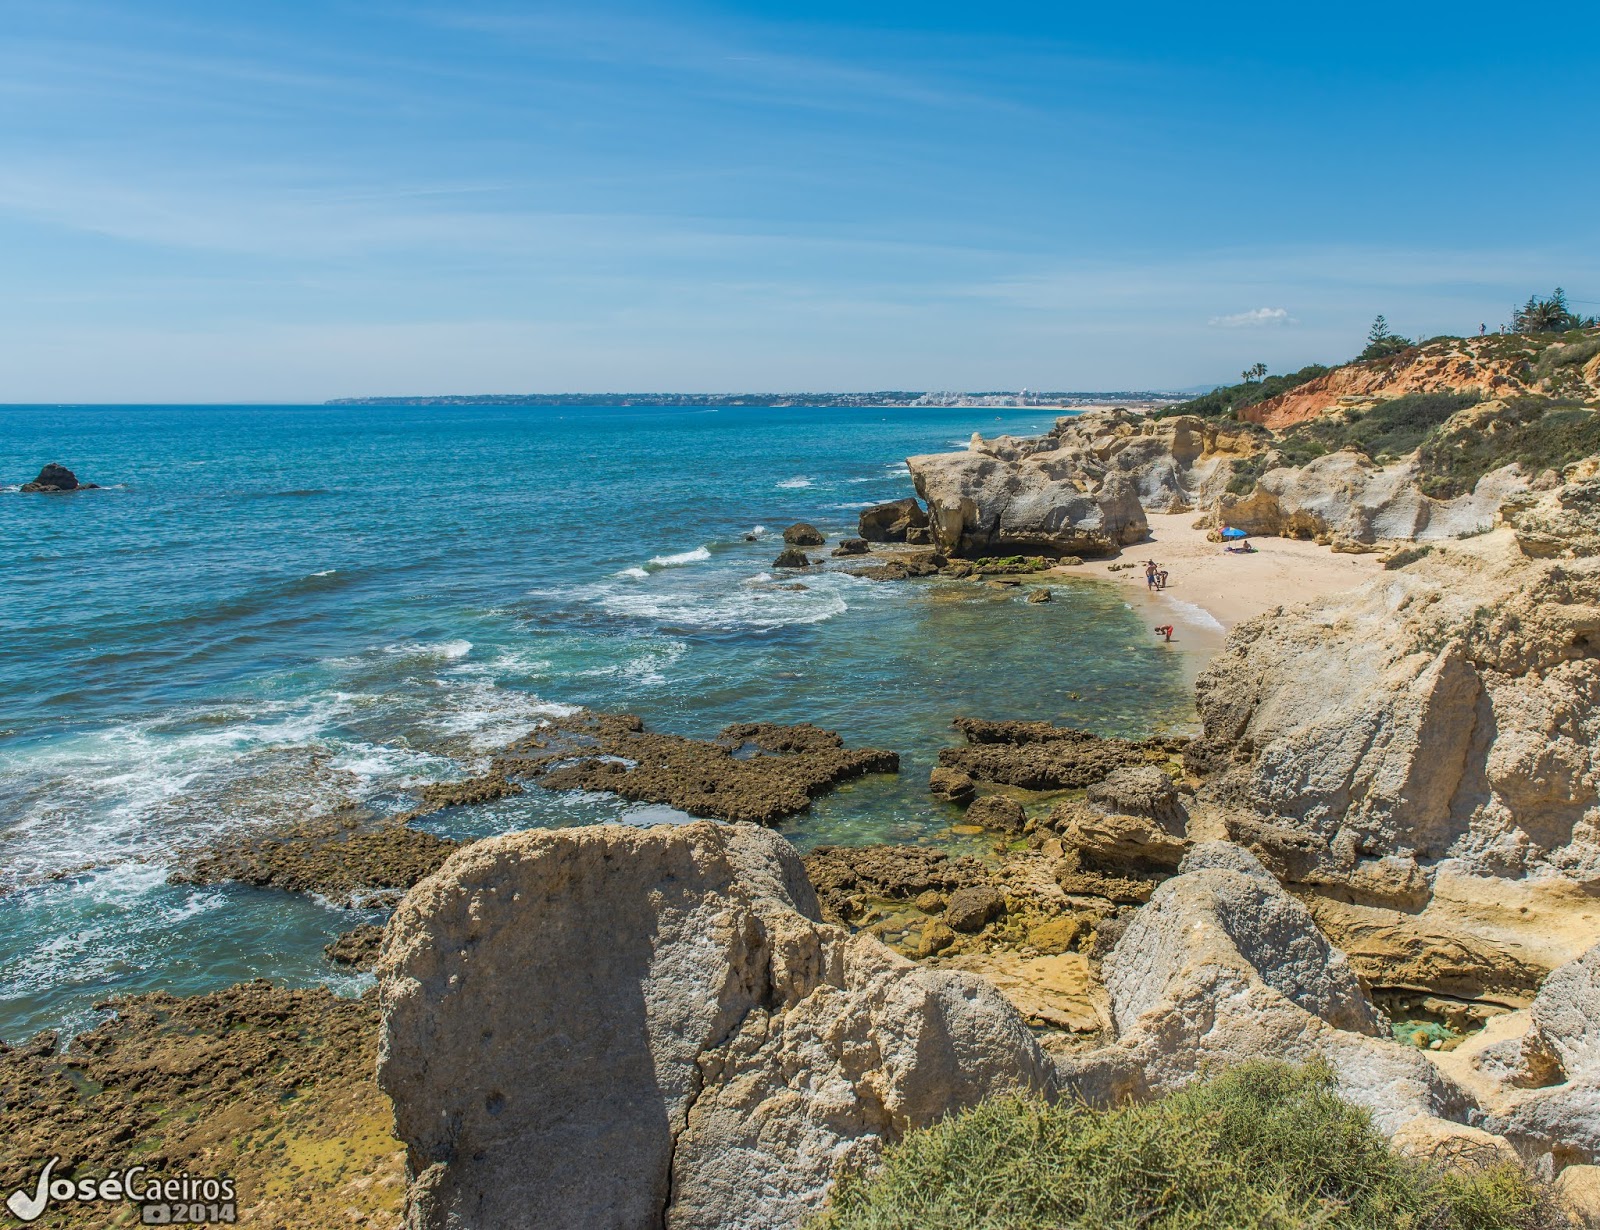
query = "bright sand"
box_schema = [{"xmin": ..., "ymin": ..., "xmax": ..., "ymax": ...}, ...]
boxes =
[{"xmin": 1053, "ymin": 512, "xmax": 1387, "ymax": 678}]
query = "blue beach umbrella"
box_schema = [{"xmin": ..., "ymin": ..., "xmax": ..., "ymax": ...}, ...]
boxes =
[{"xmin": 1221, "ymin": 527, "xmax": 1248, "ymax": 540}]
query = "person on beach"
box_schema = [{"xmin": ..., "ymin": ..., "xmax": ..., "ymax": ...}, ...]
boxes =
[
  {"xmin": 1154, "ymin": 624, "xmax": 1174, "ymax": 642},
  {"xmin": 1145, "ymin": 561, "xmax": 1158, "ymax": 590},
  {"xmin": 1156, "ymin": 568, "xmax": 1169, "ymax": 590}
]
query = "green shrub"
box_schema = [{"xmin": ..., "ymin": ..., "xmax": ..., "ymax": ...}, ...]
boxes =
[
  {"xmin": 1225, "ymin": 454, "xmax": 1272, "ymax": 495},
  {"xmin": 1417, "ymin": 398, "xmax": 1600, "ymax": 498},
  {"xmin": 1155, "ymin": 365, "xmax": 1331, "ymax": 421},
  {"xmin": 813, "ymin": 1062, "xmax": 1558, "ymax": 1230}
]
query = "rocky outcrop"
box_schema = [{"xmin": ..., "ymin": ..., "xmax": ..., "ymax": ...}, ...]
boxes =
[
  {"xmin": 377, "ymin": 822, "xmax": 1055, "ymax": 1230},
  {"xmin": 831, "ymin": 536, "xmax": 869, "ymax": 556},
  {"xmin": 802, "ymin": 844, "xmax": 991, "ymax": 921},
  {"xmin": 773, "ymin": 546, "xmax": 811, "ymax": 568},
  {"xmin": 170, "ymin": 807, "xmax": 464, "ymax": 907},
  {"xmin": 20, "ymin": 462, "xmax": 97, "ymax": 492},
  {"xmin": 1063, "ymin": 843, "xmax": 1469, "ymax": 1132},
  {"xmin": 782, "ymin": 522, "xmax": 825, "ymax": 546},
  {"xmin": 1214, "ymin": 450, "xmax": 1527, "ymax": 545},
  {"xmin": 938, "ymin": 717, "xmax": 1187, "ymax": 791},
  {"xmin": 1190, "ymin": 528, "xmax": 1600, "ymax": 892},
  {"xmin": 857, "ymin": 498, "xmax": 930, "ymax": 543},
  {"xmin": 903, "ymin": 412, "xmax": 1265, "ymax": 557}
]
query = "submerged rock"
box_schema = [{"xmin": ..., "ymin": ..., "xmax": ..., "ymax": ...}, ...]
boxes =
[{"xmin": 377, "ymin": 822, "xmax": 1055, "ymax": 1230}]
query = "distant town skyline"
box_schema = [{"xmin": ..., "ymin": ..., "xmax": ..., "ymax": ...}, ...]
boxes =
[{"xmin": 1, "ymin": 0, "xmax": 1595, "ymax": 402}]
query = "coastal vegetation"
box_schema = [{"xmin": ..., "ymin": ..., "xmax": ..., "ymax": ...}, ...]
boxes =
[
  {"xmin": 815, "ymin": 1062, "xmax": 1558, "ymax": 1230},
  {"xmin": 1152, "ymin": 364, "xmax": 1329, "ymax": 421}
]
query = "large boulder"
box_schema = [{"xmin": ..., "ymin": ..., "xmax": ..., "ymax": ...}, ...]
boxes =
[
  {"xmin": 858, "ymin": 497, "xmax": 929, "ymax": 543},
  {"xmin": 782, "ymin": 522, "xmax": 826, "ymax": 546},
  {"xmin": 378, "ymin": 822, "xmax": 1055, "ymax": 1230},
  {"xmin": 1061, "ymin": 843, "xmax": 1470, "ymax": 1132}
]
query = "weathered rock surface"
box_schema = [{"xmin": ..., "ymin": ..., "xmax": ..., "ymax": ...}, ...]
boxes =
[
  {"xmin": 1215, "ymin": 450, "xmax": 1526, "ymax": 544},
  {"xmin": 20, "ymin": 462, "xmax": 97, "ymax": 492},
  {"xmin": 377, "ymin": 822, "xmax": 1055, "ymax": 1230},
  {"xmin": 497, "ymin": 711, "xmax": 898, "ymax": 825},
  {"xmin": 325, "ymin": 922, "xmax": 386, "ymax": 969},
  {"xmin": 773, "ymin": 546, "xmax": 812, "ymax": 568},
  {"xmin": 939, "ymin": 717, "xmax": 1187, "ymax": 791},
  {"xmin": 1191, "ymin": 529, "xmax": 1600, "ymax": 891},
  {"xmin": 782, "ymin": 522, "xmax": 826, "ymax": 546},
  {"xmin": 831, "ymin": 536, "xmax": 869, "ymax": 556},
  {"xmin": 928, "ymin": 765, "xmax": 978, "ymax": 806},
  {"xmin": 1065, "ymin": 843, "xmax": 1470, "ymax": 1132},
  {"xmin": 857, "ymin": 497, "xmax": 929, "ymax": 543}
]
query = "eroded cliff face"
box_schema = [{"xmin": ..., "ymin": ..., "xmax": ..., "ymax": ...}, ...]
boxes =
[
  {"xmin": 1190, "ymin": 523, "xmax": 1600, "ymax": 897},
  {"xmin": 1239, "ymin": 332, "xmax": 1600, "ymax": 432},
  {"xmin": 906, "ymin": 412, "xmax": 1261, "ymax": 557},
  {"xmin": 1215, "ymin": 452, "xmax": 1528, "ymax": 546}
]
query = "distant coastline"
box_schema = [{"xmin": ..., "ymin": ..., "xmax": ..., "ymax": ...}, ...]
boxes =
[{"xmin": 324, "ymin": 390, "xmax": 1189, "ymax": 409}]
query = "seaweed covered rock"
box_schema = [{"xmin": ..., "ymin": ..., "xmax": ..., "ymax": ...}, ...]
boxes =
[
  {"xmin": 497, "ymin": 712, "xmax": 899, "ymax": 825},
  {"xmin": 939, "ymin": 718, "xmax": 1186, "ymax": 791},
  {"xmin": 378, "ymin": 822, "xmax": 1054, "ymax": 1230},
  {"xmin": 803, "ymin": 843, "xmax": 990, "ymax": 922}
]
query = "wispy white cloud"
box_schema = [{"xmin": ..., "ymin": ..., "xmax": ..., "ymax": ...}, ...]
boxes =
[{"xmin": 1208, "ymin": 306, "xmax": 1295, "ymax": 327}]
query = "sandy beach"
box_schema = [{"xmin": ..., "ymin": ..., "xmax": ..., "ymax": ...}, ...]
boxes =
[{"xmin": 1051, "ymin": 512, "xmax": 1387, "ymax": 673}]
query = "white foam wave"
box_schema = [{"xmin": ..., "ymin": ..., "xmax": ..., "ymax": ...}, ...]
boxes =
[
  {"xmin": 311, "ymin": 569, "xmax": 336, "ymax": 577},
  {"xmin": 383, "ymin": 639, "xmax": 472, "ymax": 660},
  {"xmin": 648, "ymin": 546, "xmax": 711, "ymax": 568},
  {"xmin": 827, "ymin": 501, "xmax": 877, "ymax": 510},
  {"xmin": 615, "ymin": 566, "xmax": 650, "ymax": 579},
  {"xmin": 597, "ymin": 575, "xmax": 849, "ymax": 631},
  {"xmin": 1163, "ymin": 598, "xmax": 1226, "ymax": 632},
  {"xmin": 776, "ymin": 477, "xmax": 813, "ymax": 489}
]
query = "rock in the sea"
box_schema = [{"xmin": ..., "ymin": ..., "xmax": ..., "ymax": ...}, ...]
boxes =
[
  {"xmin": 928, "ymin": 765, "xmax": 978, "ymax": 806},
  {"xmin": 939, "ymin": 717, "xmax": 1187, "ymax": 791},
  {"xmin": 323, "ymin": 923, "xmax": 385, "ymax": 969},
  {"xmin": 965, "ymin": 794, "xmax": 1027, "ymax": 832},
  {"xmin": 1026, "ymin": 587, "xmax": 1052, "ymax": 603},
  {"xmin": 831, "ymin": 536, "xmax": 870, "ymax": 556},
  {"xmin": 20, "ymin": 462, "xmax": 97, "ymax": 492},
  {"xmin": 773, "ymin": 546, "xmax": 811, "ymax": 568},
  {"xmin": 857, "ymin": 497, "xmax": 929, "ymax": 543},
  {"xmin": 498, "ymin": 712, "xmax": 898, "ymax": 826},
  {"xmin": 1064, "ymin": 842, "xmax": 1469, "ymax": 1132},
  {"xmin": 377, "ymin": 822, "xmax": 1055, "ymax": 1230},
  {"xmin": 781, "ymin": 522, "xmax": 826, "ymax": 546}
]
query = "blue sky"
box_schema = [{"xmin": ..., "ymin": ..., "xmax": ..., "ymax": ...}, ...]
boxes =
[{"xmin": 2, "ymin": 1, "xmax": 1596, "ymax": 401}]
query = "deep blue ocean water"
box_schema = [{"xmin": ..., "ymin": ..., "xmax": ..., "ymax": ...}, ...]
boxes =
[{"xmin": 0, "ymin": 402, "xmax": 1194, "ymax": 1038}]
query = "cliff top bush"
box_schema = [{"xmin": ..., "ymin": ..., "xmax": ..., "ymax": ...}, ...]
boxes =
[
  {"xmin": 1418, "ymin": 397, "xmax": 1600, "ymax": 499},
  {"xmin": 813, "ymin": 1061, "xmax": 1559, "ymax": 1230},
  {"xmin": 1154, "ymin": 364, "xmax": 1331, "ymax": 421}
]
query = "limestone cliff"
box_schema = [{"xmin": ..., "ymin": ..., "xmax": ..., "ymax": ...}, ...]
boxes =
[
  {"xmin": 906, "ymin": 412, "xmax": 1259, "ymax": 557},
  {"xmin": 1190, "ymin": 519, "xmax": 1600, "ymax": 897}
]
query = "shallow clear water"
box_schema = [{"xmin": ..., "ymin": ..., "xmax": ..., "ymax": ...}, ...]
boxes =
[{"xmin": 0, "ymin": 402, "xmax": 1193, "ymax": 1037}]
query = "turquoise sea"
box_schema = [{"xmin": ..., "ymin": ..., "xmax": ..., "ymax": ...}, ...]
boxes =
[{"xmin": 0, "ymin": 402, "xmax": 1194, "ymax": 1039}]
